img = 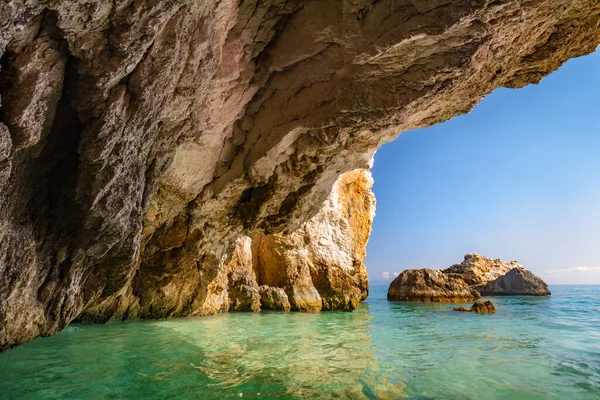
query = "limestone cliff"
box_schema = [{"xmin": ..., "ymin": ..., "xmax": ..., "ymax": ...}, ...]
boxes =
[
  {"xmin": 251, "ymin": 168, "xmax": 373, "ymax": 312},
  {"xmin": 1, "ymin": 0, "xmax": 599, "ymax": 349},
  {"xmin": 78, "ymin": 168, "xmax": 374, "ymax": 320}
]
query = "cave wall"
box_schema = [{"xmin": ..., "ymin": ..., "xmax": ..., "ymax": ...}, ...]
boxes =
[
  {"xmin": 1, "ymin": 0, "xmax": 599, "ymax": 349},
  {"xmin": 77, "ymin": 168, "xmax": 374, "ymax": 320}
]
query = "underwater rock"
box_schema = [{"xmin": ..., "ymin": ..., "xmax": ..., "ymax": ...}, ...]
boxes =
[{"xmin": 454, "ymin": 300, "xmax": 496, "ymax": 313}]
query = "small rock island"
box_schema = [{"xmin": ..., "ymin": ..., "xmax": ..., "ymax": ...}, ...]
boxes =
[
  {"xmin": 387, "ymin": 253, "xmax": 551, "ymax": 302},
  {"xmin": 454, "ymin": 300, "xmax": 496, "ymax": 314}
]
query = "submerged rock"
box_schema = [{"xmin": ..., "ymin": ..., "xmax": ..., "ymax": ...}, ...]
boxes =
[
  {"xmin": 474, "ymin": 268, "xmax": 551, "ymax": 296},
  {"xmin": 453, "ymin": 307, "xmax": 470, "ymax": 312},
  {"xmin": 387, "ymin": 269, "xmax": 480, "ymax": 303},
  {"xmin": 454, "ymin": 300, "xmax": 496, "ymax": 314}
]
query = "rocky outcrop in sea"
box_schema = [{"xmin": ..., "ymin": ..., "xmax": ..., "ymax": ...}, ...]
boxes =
[
  {"xmin": 388, "ymin": 254, "xmax": 551, "ymax": 302},
  {"xmin": 386, "ymin": 268, "xmax": 480, "ymax": 303}
]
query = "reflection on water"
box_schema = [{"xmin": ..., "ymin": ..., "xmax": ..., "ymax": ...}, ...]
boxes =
[
  {"xmin": 0, "ymin": 286, "xmax": 599, "ymax": 399},
  {"xmin": 0, "ymin": 303, "xmax": 404, "ymax": 399}
]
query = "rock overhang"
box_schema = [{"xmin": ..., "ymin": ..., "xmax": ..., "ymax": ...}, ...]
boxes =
[{"xmin": 0, "ymin": 0, "xmax": 598, "ymax": 350}]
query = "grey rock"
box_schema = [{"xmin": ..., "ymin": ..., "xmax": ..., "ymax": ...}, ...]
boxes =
[
  {"xmin": 227, "ymin": 271, "xmax": 261, "ymax": 312},
  {"xmin": 474, "ymin": 268, "xmax": 551, "ymax": 296}
]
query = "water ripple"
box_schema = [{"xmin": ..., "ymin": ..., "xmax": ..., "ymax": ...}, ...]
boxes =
[{"xmin": 0, "ymin": 286, "xmax": 599, "ymax": 399}]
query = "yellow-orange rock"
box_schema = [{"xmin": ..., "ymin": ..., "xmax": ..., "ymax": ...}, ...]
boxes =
[
  {"xmin": 388, "ymin": 268, "xmax": 480, "ymax": 303},
  {"xmin": 443, "ymin": 253, "xmax": 518, "ymax": 285},
  {"xmin": 251, "ymin": 169, "xmax": 374, "ymax": 311},
  {"xmin": 227, "ymin": 168, "xmax": 374, "ymax": 312},
  {"xmin": 78, "ymin": 169, "xmax": 374, "ymax": 318}
]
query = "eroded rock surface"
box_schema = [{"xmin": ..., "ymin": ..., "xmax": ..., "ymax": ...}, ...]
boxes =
[
  {"xmin": 443, "ymin": 253, "xmax": 517, "ymax": 285},
  {"xmin": 77, "ymin": 168, "xmax": 374, "ymax": 319},
  {"xmin": 1, "ymin": 0, "xmax": 598, "ymax": 349},
  {"xmin": 258, "ymin": 286, "xmax": 291, "ymax": 311},
  {"xmin": 388, "ymin": 254, "xmax": 551, "ymax": 303},
  {"xmin": 252, "ymin": 169, "xmax": 373, "ymax": 312},
  {"xmin": 387, "ymin": 269, "xmax": 481, "ymax": 302}
]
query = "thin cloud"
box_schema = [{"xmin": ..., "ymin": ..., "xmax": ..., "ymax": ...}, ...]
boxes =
[
  {"xmin": 393, "ymin": 272, "xmax": 400, "ymax": 277},
  {"xmin": 547, "ymin": 266, "xmax": 600, "ymax": 274},
  {"xmin": 544, "ymin": 265, "xmax": 600, "ymax": 284},
  {"xmin": 382, "ymin": 272, "xmax": 391, "ymax": 280}
]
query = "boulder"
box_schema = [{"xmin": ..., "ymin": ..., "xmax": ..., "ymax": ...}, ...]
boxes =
[
  {"xmin": 443, "ymin": 254, "xmax": 550, "ymax": 296},
  {"xmin": 442, "ymin": 253, "xmax": 518, "ymax": 285},
  {"xmin": 227, "ymin": 271, "xmax": 261, "ymax": 312},
  {"xmin": 474, "ymin": 268, "xmax": 551, "ymax": 296},
  {"xmin": 387, "ymin": 269, "xmax": 480, "ymax": 303},
  {"xmin": 258, "ymin": 286, "xmax": 291, "ymax": 312},
  {"xmin": 454, "ymin": 300, "xmax": 496, "ymax": 313}
]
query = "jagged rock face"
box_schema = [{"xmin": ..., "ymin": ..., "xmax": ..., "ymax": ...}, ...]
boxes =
[
  {"xmin": 443, "ymin": 253, "xmax": 518, "ymax": 285},
  {"xmin": 474, "ymin": 268, "xmax": 551, "ymax": 296},
  {"xmin": 445, "ymin": 254, "xmax": 551, "ymax": 296},
  {"xmin": 77, "ymin": 168, "xmax": 373, "ymax": 318},
  {"xmin": 252, "ymin": 169, "xmax": 373, "ymax": 311},
  {"xmin": 389, "ymin": 254, "xmax": 551, "ymax": 302},
  {"xmin": 258, "ymin": 286, "xmax": 291, "ymax": 311},
  {"xmin": 1, "ymin": 1, "xmax": 599, "ymax": 349},
  {"xmin": 387, "ymin": 268, "xmax": 481, "ymax": 302}
]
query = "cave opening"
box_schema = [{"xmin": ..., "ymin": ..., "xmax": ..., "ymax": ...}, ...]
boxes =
[{"xmin": 366, "ymin": 49, "xmax": 600, "ymax": 287}]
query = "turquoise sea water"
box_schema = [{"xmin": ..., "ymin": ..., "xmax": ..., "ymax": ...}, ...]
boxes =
[{"xmin": 1, "ymin": 285, "xmax": 599, "ymax": 399}]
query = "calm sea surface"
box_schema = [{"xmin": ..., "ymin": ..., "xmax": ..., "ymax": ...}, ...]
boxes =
[{"xmin": 1, "ymin": 285, "xmax": 599, "ymax": 399}]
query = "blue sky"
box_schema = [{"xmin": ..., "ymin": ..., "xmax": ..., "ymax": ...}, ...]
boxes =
[{"xmin": 366, "ymin": 49, "xmax": 600, "ymax": 285}]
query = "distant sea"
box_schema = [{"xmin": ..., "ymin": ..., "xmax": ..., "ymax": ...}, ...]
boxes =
[{"xmin": 1, "ymin": 285, "xmax": 599, "ymax": 399}]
